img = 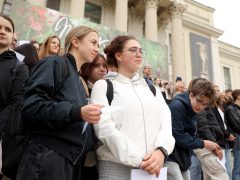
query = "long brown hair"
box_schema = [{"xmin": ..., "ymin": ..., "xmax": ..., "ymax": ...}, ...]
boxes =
[{"xmin": 38, "ymin": 35, "xmax": 60, "ymax": 59}]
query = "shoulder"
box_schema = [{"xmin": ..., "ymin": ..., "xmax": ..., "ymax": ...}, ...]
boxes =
[
  {"xmin": 93, "ymin": 79, "xmax": 108, "ymax": 90},
  {"xmin": 33, "ymin": 55, "xmax": 65, "ymax": 72},
  {"xmin": 170, "ymin": 98, "xmax": 185, "ymax": 109},
  {"xmin": 91, "ymin": 79, "xmax": 109, "ymax": 106},
  {"xmin": 15, "ymin": 60, "xmax": 29, "ymax": 76},
  {"xmin": 226, "ymin": 105, "xmax": 236, "ymax": 112}
]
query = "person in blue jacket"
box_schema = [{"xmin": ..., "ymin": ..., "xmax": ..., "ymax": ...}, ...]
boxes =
[{"xmin": 165, "ymin": 78, "xmax": 220, "ymax": 180}]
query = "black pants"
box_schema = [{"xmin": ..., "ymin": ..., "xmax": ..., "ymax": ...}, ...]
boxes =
[{"xmin": 16, "ymin": 141, "xmax": 81, "ymax": 180}]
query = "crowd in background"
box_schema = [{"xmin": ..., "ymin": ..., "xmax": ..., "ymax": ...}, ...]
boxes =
[{"xmin": 1, "ymin": 13, "xmax": 240, "ymax": 180}]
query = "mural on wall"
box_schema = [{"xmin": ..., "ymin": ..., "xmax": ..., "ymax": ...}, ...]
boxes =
[
  {"xmin": 10, "ymin": 1, "xmax": 168, "ymax": 79},
  {"xmin": 190, "ymin": 33, "xmax": 213, "ymax": 80}
]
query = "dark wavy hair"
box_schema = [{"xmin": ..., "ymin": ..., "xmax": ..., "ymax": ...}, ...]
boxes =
[
  {"xmin": 104, "ymin": 35, "xmax": 137, "ymax": 68},
  {"xmin": 14, "ymin": 43, "xmax": 39, "ymax": 73}
]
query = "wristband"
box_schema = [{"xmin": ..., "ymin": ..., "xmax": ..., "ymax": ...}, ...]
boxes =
[{"xmin": 155, "ymin": 147, "xmax": 168, "ymax": 160}]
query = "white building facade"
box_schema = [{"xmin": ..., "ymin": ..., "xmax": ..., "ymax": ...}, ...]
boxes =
[{"xmin": 1, "ymin": 0, "xmax": 240, "ymax": 89}]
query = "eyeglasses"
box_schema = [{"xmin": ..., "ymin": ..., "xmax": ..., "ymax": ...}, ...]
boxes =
[
  {"xmin": 122, "ymin": 47, "xmax": 146, "ymax": 56},
  {"xmin": 195, "ymin": 96, "xmax": 210, "ymax": 107}
]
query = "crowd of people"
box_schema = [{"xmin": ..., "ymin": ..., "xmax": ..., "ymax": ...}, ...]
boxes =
[{"xmin": 0, "ymin": 14, "xmax": 240, "ymax": 180}]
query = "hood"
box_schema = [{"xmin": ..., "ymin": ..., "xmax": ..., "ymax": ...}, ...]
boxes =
[
  {"xmin": 174, "ymin": 92, "xmax": 196, "ymax": 117},
  {"xmin": 109, "ymin": 73, "xmax": 147, "ymax": 85}
]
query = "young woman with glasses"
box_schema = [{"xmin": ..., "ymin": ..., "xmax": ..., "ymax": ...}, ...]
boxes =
[{"xmin": 90, "ymin": 35, "xmax": 175, "ymax": 180}]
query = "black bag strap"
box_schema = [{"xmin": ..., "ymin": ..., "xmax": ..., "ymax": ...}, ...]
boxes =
[
  {"xmin": 105, "ymin": 79, "xmax": 156, "ymax": 105},
  {"xmin": 148, "ymin": 84, "xmax": 156, "ymax": 96},
  {"xmin": 106, "ymin": 79, "xmax": 113, "ymax": 105}
]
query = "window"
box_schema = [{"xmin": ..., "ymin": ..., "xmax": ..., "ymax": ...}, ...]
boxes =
[
  {"xmin": 46, "ymin": 0, "xmax": 61, "ymax": 11},
  {"xmin": 223, "ymin": 66, "xmax": 232, "ymax": 89},
  {"xmin": 1, "ymin": 0, "xmax": 13, "ymax": 15},
  {"xmin": 84, "ymin": 2, "xmax": 101, "ymax": 24}
]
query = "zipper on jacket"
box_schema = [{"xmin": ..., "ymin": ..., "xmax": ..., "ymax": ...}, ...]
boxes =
[
  {"xmin": 132, "ymin": 83, "xmax": 148, "ymax": 154},
  {"xmin": 73, "ymin": 129, "xmax": 87, "ymax": 165}
]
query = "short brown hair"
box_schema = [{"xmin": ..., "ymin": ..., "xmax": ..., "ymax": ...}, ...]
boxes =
[
  {"xmin": 104, "ymin": 35, "xmax": 137, "ymax": 68},
  {"xmin": 190, "ymin": 79, "xmax": 215, "ymax": 101}
]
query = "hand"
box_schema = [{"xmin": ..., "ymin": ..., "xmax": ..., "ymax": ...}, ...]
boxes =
[
  {"xmin": 80, "ymin": 104, "xmax": 104, "ymax": 124},
  {"xmin": 213, "ymin": 148, "xmax": 223, "ymax": 160},
  {"xmin": 227, "ymin": 134, "xmax": 236, "ymax": 141},
  {"xmin": 140, "ymin": 150, "xmax": 165, "ymax": 177},
  {"xmin": 203, "ymin": 140, "xmax": 220, "ymax": 151}
]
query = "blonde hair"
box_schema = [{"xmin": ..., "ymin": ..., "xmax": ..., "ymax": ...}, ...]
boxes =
[
  {"xmin": 38, "ymin": 35, "xmax": 61, "ymax": 59},
  {"xmin": 64, "ymin": 26, "xmax": 98, "ymax": 53}
]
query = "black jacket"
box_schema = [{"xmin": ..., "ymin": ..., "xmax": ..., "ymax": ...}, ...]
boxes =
[
  {"xmin": 168, "ymin": 92, "xmax": 204, "ymax": 171},
  {"xmin": 225, "ymin": 103, "xmax": 240, "ymax": 134},
  {"xmin": 197, "ymin": 107, "xmax": 226, "ymax": 148},
  {"xmin": 21, "ymin": 54, "xmax": 95, "ymax": 164},
  {"xmin": 0, "ymin": 50, "xmax": 28, "ymax": 135}
]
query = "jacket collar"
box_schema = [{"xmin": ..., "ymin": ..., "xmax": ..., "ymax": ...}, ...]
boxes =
[
  {"xmin": 175, "ymin": 92, "xmax": 197, "ymax": 117},
  {"xmin": 0, "ymin": 50, "xmax": 16, "ymax": 60},
  {"xmin": 230, "ymin": 103, "xmax": 240, "ymax": 109},
  {"xmin": 66, "ymin": 53, "xmax": 78, "ymax": 73}
]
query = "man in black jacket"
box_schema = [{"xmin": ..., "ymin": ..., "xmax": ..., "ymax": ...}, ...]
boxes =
[
  {"xmin": 165, "ymin": 79, "xmax": 219, "ymax": 180},
  {"xmin": 225, "ymin": 89, "xmax": 240, "ymax": 180},
  {"xmin": 194, "ymin": 107, "xmax": 229, "ymax": 180}
]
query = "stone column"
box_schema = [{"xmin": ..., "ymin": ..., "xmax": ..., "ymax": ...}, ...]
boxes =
[
  {"xmin": 169, "ymin": 3, "xmax": 186, "ymax": 81},
  {"xmin": 115, "ymin": 0, "xmax": 128, "ymax": 32},
  {"xmin": 0, "ymin": 1, "xmax": 4, "ymax": 12},
  {"xmin": 70, "ymin": 0, "xmax": 85, "ymax": 19},
  {"xmin": 210, "ymin": 36, "xmax": 223, "ymax": 87},
  {"xmin": 144, "ymin": 0, "xmax": 159, "ymax": 41}
]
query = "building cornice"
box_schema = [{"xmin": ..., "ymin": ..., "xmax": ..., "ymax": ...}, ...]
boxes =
[
  {"xmin": 218, "ymin": 41, "xmax": 240, "ymax": 61},
  {"xmin": 183, "ymin": 15, "xmax": 223, "ymax": 38},
  {"xmin": 185, "ymin": 0, "xmax": 215, "ymax": 12},
  {"xmin": 219, "ymin": 50, "xmax": 240, "ymax": 62},
  {"xmin": 185, "ymin": 11, "xmax": 209, "ymax": 23}
]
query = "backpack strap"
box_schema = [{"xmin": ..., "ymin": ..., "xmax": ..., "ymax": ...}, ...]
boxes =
[
  {"xmin": 105, "ymin": 79, "xmax": 156, "ymax": 106},
  {"xmin": 105, "ymin": 79, "xmax": 113, "ymax": 105},
  {"xmin": 148, "ymin": 84, "xmax": 156, "ymax": 96}
]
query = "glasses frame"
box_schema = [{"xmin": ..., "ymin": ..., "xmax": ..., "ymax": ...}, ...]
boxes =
[
  {"xmin": 121, "ymin": 47, "xmax": 146, "ymax": 56},
  {"xmin": 195, "ymin": 96, "xmax": 210, "ymax": 107}
]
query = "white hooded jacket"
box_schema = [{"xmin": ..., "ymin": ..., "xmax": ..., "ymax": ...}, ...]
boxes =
[{"xmin": 91, "ymin": 73, "xmax": 175, "ymax": 167}]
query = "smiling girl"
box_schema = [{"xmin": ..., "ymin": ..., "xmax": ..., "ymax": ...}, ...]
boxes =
[
  {"xmin": 38, "ymin": 35, "xmax": 61, "ymax": 60},
  {"xmin": 16, "ymin": 26, "xmax": 103, "ymax": 180}
]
